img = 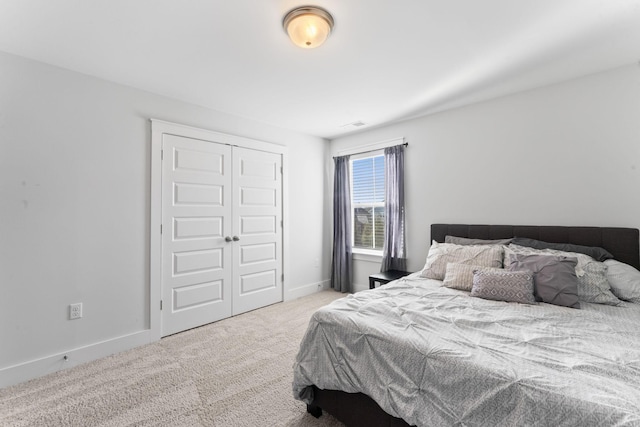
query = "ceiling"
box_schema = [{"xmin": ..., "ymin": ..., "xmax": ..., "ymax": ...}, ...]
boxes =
[{"xmin": 1, "ymin": 0, "xmax": 640, "ymax": 139}]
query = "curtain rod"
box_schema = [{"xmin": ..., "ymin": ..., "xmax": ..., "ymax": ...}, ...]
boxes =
[{"xmin": 333, "ymin": 142, "xmax": 408, "ymax": 159}]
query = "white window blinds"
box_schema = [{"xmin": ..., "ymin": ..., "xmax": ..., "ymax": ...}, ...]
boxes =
[{"xmin": 351, "ymin": 154, "xmax": 385, "ymax": 250}]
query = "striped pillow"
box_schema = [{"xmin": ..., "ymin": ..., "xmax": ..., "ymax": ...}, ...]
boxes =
[
  {"xmin": 421, "ymin": 241, "xmax": 503, "ymax": 281},
  {"xmin": 443, "ymin": 263, "xmax": 488, "ymax": 291}
]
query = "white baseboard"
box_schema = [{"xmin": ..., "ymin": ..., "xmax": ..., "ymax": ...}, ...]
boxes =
[
  {"xmin": 285, "ymin": 279, "xmax": 331, "ymax": 301},
  {"xmin": 0, "ymin": 330, "xmax": 155, "ymax": 389},
  {"xmin": 2, "ymin": 280, "xmax": 332, "ymax": 389}
]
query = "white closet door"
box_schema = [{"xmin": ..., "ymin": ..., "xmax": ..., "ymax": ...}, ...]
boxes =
[
  {"xmin": 161, "ymin": 134, "xmax": 232, "ymax": 336},
  {"xmin": 232, "ymin": 147, "xmax": 283, "ymax": 315}
]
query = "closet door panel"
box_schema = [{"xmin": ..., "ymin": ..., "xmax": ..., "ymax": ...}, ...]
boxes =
[
  {"xmin": 161, "ymin": 135, "xmax": 232, "ymax": 336},
  {"xmin": 232, "ymin": 147, "xmax": 283, "ymax": 315}
]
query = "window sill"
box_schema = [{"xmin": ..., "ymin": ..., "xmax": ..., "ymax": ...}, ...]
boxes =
[{"xmin": 353, "ymin": 249, "xmax": 383, "ymax": 263}]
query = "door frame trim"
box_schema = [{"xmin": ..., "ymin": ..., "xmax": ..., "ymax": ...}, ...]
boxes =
[{"xmin": 150, "ymin": 119, "xmax": 289, "ymax": 340}]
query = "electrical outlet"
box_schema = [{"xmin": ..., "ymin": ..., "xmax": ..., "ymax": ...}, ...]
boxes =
[{"xmin": 69, "ymin": 303, "xmax": 83, "ymax": 320}]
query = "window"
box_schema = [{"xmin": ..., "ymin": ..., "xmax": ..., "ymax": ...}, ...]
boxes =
[{"xmin": 351, "ymin": 153, "xmax": 385, "ymax": 251}]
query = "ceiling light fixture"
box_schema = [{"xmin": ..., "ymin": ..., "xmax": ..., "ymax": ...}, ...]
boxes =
[{"xmin": 283, "ymin": 6, "xmax": 334, "ymax": 49}]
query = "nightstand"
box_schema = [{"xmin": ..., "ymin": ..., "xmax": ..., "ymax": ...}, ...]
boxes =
[{"xmin": 369, "ymin": 270, "xmax": 412, "ymax": 289}]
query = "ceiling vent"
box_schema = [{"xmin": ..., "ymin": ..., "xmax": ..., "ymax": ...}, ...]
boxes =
[{"xmin": 340, "ymin": 121, "xmax": 366, "ymax": 129}]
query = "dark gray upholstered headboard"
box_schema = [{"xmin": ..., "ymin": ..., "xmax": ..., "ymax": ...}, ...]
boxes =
[{"xmin": 431, "ymin": 224, "xmax": 640, "ymax": 270}]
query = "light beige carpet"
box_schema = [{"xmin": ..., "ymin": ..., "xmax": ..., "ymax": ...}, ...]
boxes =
[{"xmin": 0, "ymin": 290, "xmax": 347, "ymax": 426}]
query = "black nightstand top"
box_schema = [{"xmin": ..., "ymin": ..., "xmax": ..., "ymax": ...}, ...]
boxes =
[{"xmin": 369, "ymin": 270, "xmax": 412, "ymax": 289}]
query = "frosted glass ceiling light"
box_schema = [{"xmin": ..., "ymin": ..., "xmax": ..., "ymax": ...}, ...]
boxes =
[{"xmin": 283, "ymin": 6, "xmax": 334, "ymax": 49}]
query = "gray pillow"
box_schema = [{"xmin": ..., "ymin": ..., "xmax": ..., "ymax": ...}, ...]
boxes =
[
  {"xmin": 471, "ymin": 269, "xmax": 536, "ymax": 305},
  {"xmin": 578, "ymin": 262, "xmax": 622, "ymax": 306},
  {"xmin": 511, "ymin": 237, "xmax": 613, "ymax": 262},
  {"xmin": 445, "ymin": 236, "xmax": 513, "ymax": 246},
  {"xmin": 506, "ymin": 244, "xmax": 621, "ymax": 306},
  {"xmin": 506, "ymin": 254, "xmax": 580, "ymax": 309}
]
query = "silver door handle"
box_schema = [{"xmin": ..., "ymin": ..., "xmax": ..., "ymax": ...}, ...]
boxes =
[
  {"xmin": 232, "ymin": 236, "xmax": 240, "ymax": 241},
  {"xmin": 225, "ymin": 236, "xmax": 233, "ymax": 242}
]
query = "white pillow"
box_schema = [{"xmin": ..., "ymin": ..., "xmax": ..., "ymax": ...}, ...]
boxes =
[
  {"xmin": 421, "ymin": 241, "xmax": 503, "ymax": 280},
  {"xmin": 603, "ymin": 259, "xmax": 640, "ymax": 303}
]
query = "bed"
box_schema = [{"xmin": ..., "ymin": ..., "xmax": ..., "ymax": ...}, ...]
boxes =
[{"xmin": 292, "ymin": 224, "xmax": 640, "ymax": 426}]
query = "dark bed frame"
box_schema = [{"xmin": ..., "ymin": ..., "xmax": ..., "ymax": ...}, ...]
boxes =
[{"xmin": 306, "ymin": 224, "xmax": 640, "ymax": 427}]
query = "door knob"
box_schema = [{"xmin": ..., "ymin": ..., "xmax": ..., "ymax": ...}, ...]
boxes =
[
  {"xmin": 225, "ymin": 236, "xmax": 233, "ymax": 242},
  {"xmin": 232, "ymin": 236, "xmax": 240, "ymax": 241}
]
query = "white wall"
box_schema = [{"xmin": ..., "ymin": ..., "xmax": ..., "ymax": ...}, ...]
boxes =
[
  {"xmin": 331, "ymin": 64, "xmax": 640, "ymax": 291},
  {"xmin": 0, "ymin": 51, "xmax": 330, "ymax": 386}
]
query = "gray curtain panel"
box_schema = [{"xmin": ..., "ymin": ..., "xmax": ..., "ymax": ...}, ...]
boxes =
[
  {"xmin": 331, "ymin": 155, "xmax": 353, "ymax": 292},
  {"xmin": 381, "ymin": 144, "xmax": 407, "ymax": 272}
]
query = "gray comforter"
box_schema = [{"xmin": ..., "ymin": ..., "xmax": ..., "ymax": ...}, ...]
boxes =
[{"xmin": 292, "ymin": 274, "xmax": 640, "ymax": 426}]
